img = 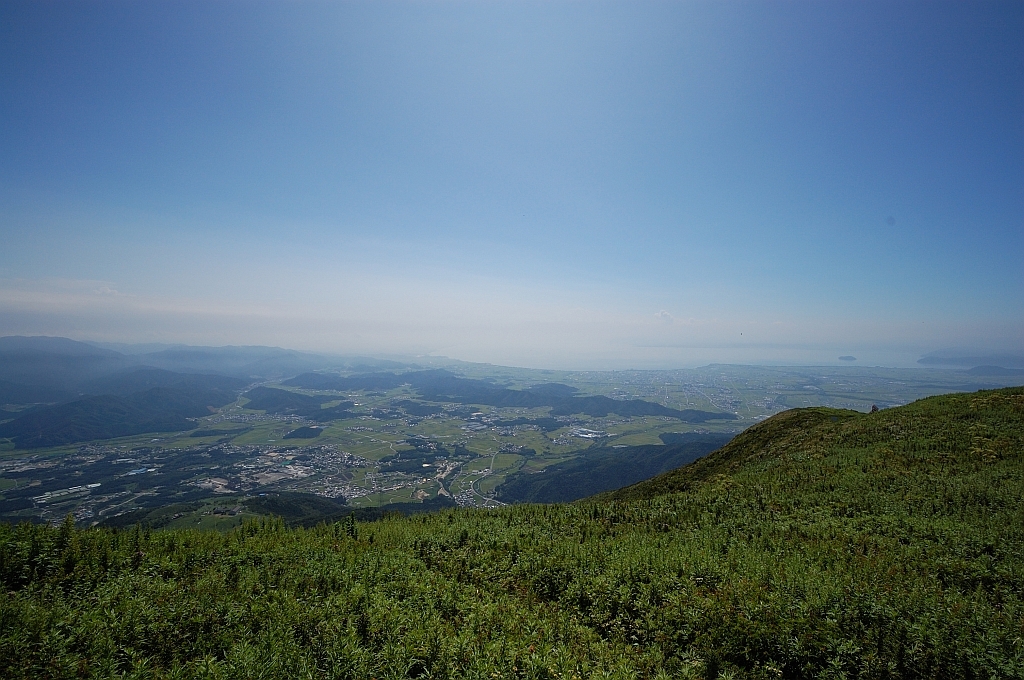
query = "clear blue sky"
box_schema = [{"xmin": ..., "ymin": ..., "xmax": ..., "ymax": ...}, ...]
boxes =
[{"xmin": 1, "ymin": 1, "xmax": 1021, "ymax": 368}]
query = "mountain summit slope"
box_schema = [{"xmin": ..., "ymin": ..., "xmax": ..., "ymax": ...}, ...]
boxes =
[
  {"xmin": 598, "ymin": 406, "xmax": 863, "ymax": 501},
  {"xmin": 1, "ymin": 388, "xmax": 1021, "ymax": 678},
  {"xmin": 601, "ymin": 387, "xmax": 1022, "ymax": 503}
]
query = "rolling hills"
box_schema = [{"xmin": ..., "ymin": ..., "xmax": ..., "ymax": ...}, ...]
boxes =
[
  {"xmin": 0, "ymin": 366, "xmax": 252, "ymax": 449},
  {"xmin": 0, "ymin": 386, "xmax": 1020, "ymax": 677},
  {"xmin": 241, "ymin": 386, "xmax": 356, "ymax": 421},
  {"xmin": 0, "ymin": 386, "xmax": 242, "ymax": 449},
  {"xmin": 285, "ymin": 369, "xmax": 737, "ymax": 421},
  {"xmin": 0, "ymin": 336, "xmax": 409, "ymax": 393}
]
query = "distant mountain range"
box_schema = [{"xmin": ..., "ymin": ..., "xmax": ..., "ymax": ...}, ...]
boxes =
[
  {"xmin": 0, "ymin": 336, "xmax": 397, "ymax": 448},
  {"xmin": 0, "ymin": 336, "xmax": 412, "ymax": 391},
  {"xmin": 0, "ymin": 337, "xmax": 735, "ymax": 449},
  {"xmin": 0, "ymin": 336, "xmax": 361, "ymax": 448},
  {"xmin": 918, "ymin": 349, "xmax": 1024, "ymax": 369},
  {"xmin": 964, "ymin": 365, "xmax": 1024, "ymax": 376},
  {"xmin": 0, "ymin": 365, "xmax": 253, "ymax": 448},
  {"xmin": 0, "ymin": 386, "xmax": 241, "ymax": 449},
  {"xmin": 4, "ymin": 335, "xmax": 1017, "ymax": 452}
]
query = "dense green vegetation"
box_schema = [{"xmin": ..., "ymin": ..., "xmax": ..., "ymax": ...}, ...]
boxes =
[
  {"xmin": 242, "ymin": 387, "xmax": 356, "ymax": 422},
  {"xmin": 283, "ymin": 426, "xmax": 324, "ymax": 439},
  {"xmin": 242, "ymin": 386, "xmax": 336, "ymax": 412},
  {"xmin": 95, "ymin": 493, "xmax": 456, "ymax": 531},
  {"xmin": 189, "ymin": 427, "xmax": 252, "ymax": 439},
  {"xmin": 1, "ymin": 387, "xmax": 1021, "ymax": 678},
  {"xmin": 241, "ymin": 491, "xmax": 350, "ymax": 523}
]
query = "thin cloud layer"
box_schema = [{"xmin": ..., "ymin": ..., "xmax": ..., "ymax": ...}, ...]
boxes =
[{"xmin": 1, "ymin": 277, "xmax": 1018, "ymax": 370}]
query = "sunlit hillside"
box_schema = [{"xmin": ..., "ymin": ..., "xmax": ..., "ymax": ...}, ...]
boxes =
[{"xmin": 1, "ymin": 387, "xmax": 1021, "ymax": 678}]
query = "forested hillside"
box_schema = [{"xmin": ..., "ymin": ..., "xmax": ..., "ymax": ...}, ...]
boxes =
[
  {"xmin": 0, "ymin": 387, "xmax": 1021, "ymax": 678},
  {"xmin": 496, "ymin": 434, "xmax": 732, "ymax": 504},
  {"xmin": 0, "ymin": 386, "xmax": 241, "ymax": 449}
]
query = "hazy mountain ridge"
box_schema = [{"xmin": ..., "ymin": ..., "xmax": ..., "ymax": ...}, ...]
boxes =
[
  {"xmin": 917, "ymin": 349, "xmax": 1024, "ymax": 369},
  {"xmin": 0, "ymin": 337, "xmax": 130, "ymax": 390},
  {"xmin": 0, "ymin": 338, "xmax": 406, "ymax": 448},
  {"xmin": 80, "ymin": 368, "xmax": 250, "ymax": 396},
  {"xmin": 0, "ymin": 386, "xmax": 240, "ymax": 449},
  {"xmin": 0, "ymin": 336, "xmax": 411, "ymax": 391},
  {"xmin": 0, "ymin": 361, "xmax": 253, "ymax": 449}
]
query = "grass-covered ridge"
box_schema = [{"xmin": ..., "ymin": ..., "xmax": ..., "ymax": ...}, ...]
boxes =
[{"xmin": 1, "ymin": 387, "xmax": 1022, "ymax": 678}]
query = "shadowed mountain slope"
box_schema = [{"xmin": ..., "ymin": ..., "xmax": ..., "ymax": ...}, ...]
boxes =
[
  {"xmin": 0, "ymin": 380, "xmax": 72, "ymax": 406},
  {"xmin": 496, "ymin": 433, "xmax": 733, "ymax": 504},
  {"xmin": 136, "ymin": 346, "xmax": 347, "ymax": 379},
  {"xmin": 80, "ymin": 368, "xmax": 249, "ymax": 396},
  {"xmin": 0, "ymin": 336, "xmax": 129, "ymax": 390},
  {"xmin": 0, "ymin": 365, "xmax": 251, "ymax": 448},
  {"xmin": 241, "ymin": 386, "xmax": 355, "ymax": 421},
  {"xmin": 0, "ymin": 386, "xmax": 239, "ymax": 448}
]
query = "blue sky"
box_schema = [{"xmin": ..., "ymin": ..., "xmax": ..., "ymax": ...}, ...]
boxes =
[{"xmin": 1, "ymin": 1, "xmax": 1021, "ymax": 368}]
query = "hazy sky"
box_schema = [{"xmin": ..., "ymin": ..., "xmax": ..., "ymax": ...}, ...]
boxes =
[{"xmin": 1, "ymin": 1, "xmax": 1021, "ymax": 369}]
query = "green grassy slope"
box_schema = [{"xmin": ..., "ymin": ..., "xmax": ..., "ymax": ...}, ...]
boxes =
[
  {"xmin": 0, "ymin": 387, "xmax": 1021, "ymax": 679},
  {"xmin": 598, "ymin": 407, "xmax": 865, "ymax": 501},
  {"xmin": 603, "ymin": 388, "xmax": 1021, "ymax": 502}
]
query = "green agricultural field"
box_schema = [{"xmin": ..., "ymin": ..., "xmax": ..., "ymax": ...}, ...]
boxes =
[
  {"xmin": 489, "ymin": 453, "xmax": 522, "ymax": 470},
  {"xmin": 476, "ymin": 473, "xmax": 510, "ymax": 495},
  {"xmin": 461, "ymin": 457, "xmax": 494, "ymax": 473}
]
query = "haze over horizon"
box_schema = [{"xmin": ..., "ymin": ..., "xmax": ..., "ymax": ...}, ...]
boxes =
[{"xmin": 1, "ymin": 1, "xmax": 1021, "ymax": 370}]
